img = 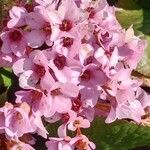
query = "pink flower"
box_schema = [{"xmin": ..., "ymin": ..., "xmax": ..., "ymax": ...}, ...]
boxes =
[
  {"xmin": 12, "ymin": 50, "xmax": 55, "ymax": 90},
  {"xmin": 68, "ymin": 116, "xmax": 90, "ymax": 131},
  {"xmin": 7, "ymin": 6, "xmax": 28, "ymax": 28},
  {"xmin": 0, "ymin": 52, "xmax": 16, "ymax": 67},
  {"xmin": 0, "ymin": 0, "xmax": 149, "ymax": 148},
  {"xmin": 46, "ymin": 136, "xmax": 74, "ymax": 150},
  {"xmin": 79, "ymin": 64, "xmax": 108, "ymax": 86},
  {"xmin": 53, "ymin": 27, "xmax": 83, "ymax": 58},
  {"xmin": 46, "ymin": 134, "xmax": 96, "ymax": 150},
  {"xmin": 57, "ymin": 111, "xmax": 77, "ymax": 137},
  {"xmin": 44, "ymin": 50, "xmax": 81, "ymax": 84},
  {"xmin": 30, "ymin": 111, "xmax": 48, "ymax": 138},
  {"xmin": 2, "ymin": 102, "xmax": 34, "ymax": 140},
  {"xmin": 136, "ymin": 87, "xmax": 150, "ymax": 108},
  {"xmin": 118, "ymin": 27, "xmax": 147, "ymax": 69},
  {"xmin": 25, "ymin": 6, "xmax": 58, "ymax": 47},
  {"xmin": 1, "ymin": 28, "xmax": 27, "ymax": 57},
  {"xmin": 15, "ymin": 89, "xmax": 55, "ymax": 117},
  {"xmin": 48, "ymin": 82, "xmax": 79, "ymax": 114}
]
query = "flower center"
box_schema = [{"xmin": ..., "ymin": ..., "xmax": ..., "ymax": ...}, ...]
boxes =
[
  {"xmin": 80, "ymin": 70, "xmax": 92, "ymax": 81},
  {"xmin": 84, "ymin": 56, "xmax": 94, "ymax": 65},
  {"xmin": 101, "ymin": 32, "xmax": 109, "ymax": 39},
  {"xmin": 51, "ymin": 88, "xmax": 62, "ymax": 96},
  {"xmin": 16, "ymin": 112, "xmax": 23, "ymax": 120},
  {"xmin": 62, "ymin": 37, "xmax": 74, "ymax": 47},
  {"xmin": 86, "ymin": 7, "xmax": 95, "ymax": 19},
  {"xmin": 73, "ymin": 120, "xmax": 80, "ymax": 127},
  {"xmin": 34, "ymin": 64, "xmax": 46, "ymax": 77},
  {"xmin": 75, "ymin": 140, "xmax": 88, "ymax": 150},
  {"xmin": 43, "ymin": 23, "xmax": 52, "ymax": 36},
  {"xmin": 61, "ymin": 113, "xmax": 70, "ymax": 123},
  {"xmin": 9, "ymin": 30, "xmax": 22, "ymax": 42},
  {"xmin": 31, "ymin": 90, "xmax": 43, "ymax": 101},
  {"xmin": 26, "ymin": 46, "xmax": 33, "ymax": 55},
  {"xmin": 53, "ymin": 55, "xmax": 66, "ymax": 70},
  {"xmin": 0, "ymin": 135, "xmax": 15, "ymax": 150},
  {"xmin": 72, "ymin": 99, "xmax": 82, "ymax": 112},
  {"xmin": 59, "ymin": 19, "xmax": 72, "ymax": 31}
]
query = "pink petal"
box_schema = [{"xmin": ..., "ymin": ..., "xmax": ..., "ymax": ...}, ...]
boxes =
[
  {"xmin": 54, "ymin": 96, "xmax": 72, "ymax": 113},
  {"xmin": 9, "ymin": 6, "xmax": 27, "ymax": 19},
  {"xmin": 61, "ymin": 83, "xmax": 79, "ymax": 97},
  {"xmin": 57, "ymin": 124, "xmax": 67, "ymax": 138},
  {"xmin": 12, "ymin": 58, "xmax": 33, "ymax": 76},
  {"xmin": 25, "ymin": 30, "xmax": 45, "ymax": 48}
]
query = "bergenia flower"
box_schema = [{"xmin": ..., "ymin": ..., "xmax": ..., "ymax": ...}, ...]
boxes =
[
  {"xmin": 0, "ymin": 28, "xmax": 27, "ymax": 57},
  {"xmin": 0, "ymin": 0, "xmax": 149, "ymax": 149},
  {"xmin": 12, "ymin": 50, "xmax": 55, "ymax": 90},
  {"xmin": 7, "ymin": 6, "xmax": 28, "ymax": 28}
]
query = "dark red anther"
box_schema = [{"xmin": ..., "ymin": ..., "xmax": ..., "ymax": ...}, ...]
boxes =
[
  {"xmin": 84, "ymin": 56, "xmax": 94, "ymax": 65},
  {"xmin": 59, "ymin": 19, "xmax": 72, "ymax": 31},
  {"xmin": 105, "ymin": 50, "xmax": 111, "ymax": 58},
  {"xmin": 61, "ymin": 113, "xmax": 70, "ymax": 123},
  {"xmin": 62, "ymin": 37, "xmax": 74, "ymax": 47},
  {"xmin": 75, "ymin": 140, "xmax": 87, "ymax": 150},
  {"xmin": 80, "ymin": 70, "xmax": 92, "ymax": 81},
  {"xmin": 101, "ymin": 32, "xmax": 109, "ymax": 39},
  {"xmin": 34, "ymin": 64, "xmax": 46, "ymax": 77},
  {"xmin": 53, "ymin": 55, "xmax": 66, "ymax": 70},
  {"xmin": 81, "ymin": 37, "xmax": 87, "ymax": 44},
  {"xmin": 31, "ymin": 90, "xmax": 43, "ymax": 101},
  {"xmin": 43, "ymin": 23, "xmax": 52, "ymax": 36},
  {"xmin": 16, "ymin": 112, "xmax": 23, "ymax": 120},
  {"xmin": 51, "ymin": 88, "xmax": 61, "ymax": 96},
  {"xmin": 86, "ymin": 7, "xmax": 95, "ymax": 19},
  {"xmin": 26, "ymin": 46, "xmax": 33, "ymax": 55},
  {"xmin": 9, "ymin": 30, "xmax": 22, "ymax": 42},
  {"xmin": 72, "ymin": 99, "xmax": 82, "ymax": 112}
]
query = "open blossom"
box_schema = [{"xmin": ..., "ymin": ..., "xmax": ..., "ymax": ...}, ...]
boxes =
[
  {"xmin": 0, "ymin": 0, "xmax": 149, "ymax": 149},
  {"xmin": 25, "ymin": 5, "xmax": 59, "ymax": 47},
  {"xmin": 47, "ymin": 82, "xmax": 79, "ymax": 115},
  {"xmin": 0, "ymin": 102, "xmax": 34, "ymax": 140},
  {"xmin": 15, "ymin": 89, "xmax": 54, "ymax": 117},
  {"xmin": 43, "ymin": 49, "xmax": 81, "ymax": 84},
  {"xmin": 0, "ymin": 102, "xmax": 48, "ymax": 140},
  {"xmin": 12, "ymin": 50, "xmax": 55, "ymax": 90},
  {"xmin": 0, "ymin": 51, "xmax": 16, "ymax": 67},
  {"xmin": 46, "ymin": 134, "xmax": 95, "ymax": 150},
  {"xmin": 0, "ymin": 28, "xmax": 27, "ymax": 57},
  {"xmin": 7, "ymin": 6, "xmax": 28, "ymax": 28},
  {"xmin": 0, "ymin": 134, "xmax": 35, "ymax": 150},
  {"xmin": 68, "ymin": 116, "xmax": 90, "ymax": 131}
]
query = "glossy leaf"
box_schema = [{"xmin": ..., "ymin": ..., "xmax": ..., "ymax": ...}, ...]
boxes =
[{"xmin": 84, "ymin": 118, "xmax": 150, "ymax": 150}]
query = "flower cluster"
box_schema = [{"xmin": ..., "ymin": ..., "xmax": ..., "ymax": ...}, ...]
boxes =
[{"xmin": 0, "ymin": 0, "xmax": 150, "ymax": 149}]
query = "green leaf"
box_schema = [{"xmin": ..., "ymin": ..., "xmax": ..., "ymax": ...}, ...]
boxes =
[
  {"xmin": 0, "ymin": 68, "xmax": 13, "ymax": 104},
  {"xmin": 116, "ymin": 0, "xmax": 150, "ymax": 83},
  {"xmin": 0, "ymin": 68, "xmax": 12, "ymax": 87},
  {"xmin": 84, "ymin": 118, "xmax": 150, "ymax": 150},
  {"xmin": 137, "ymin": 0, "xmax": 150, "ymax": 9}
]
